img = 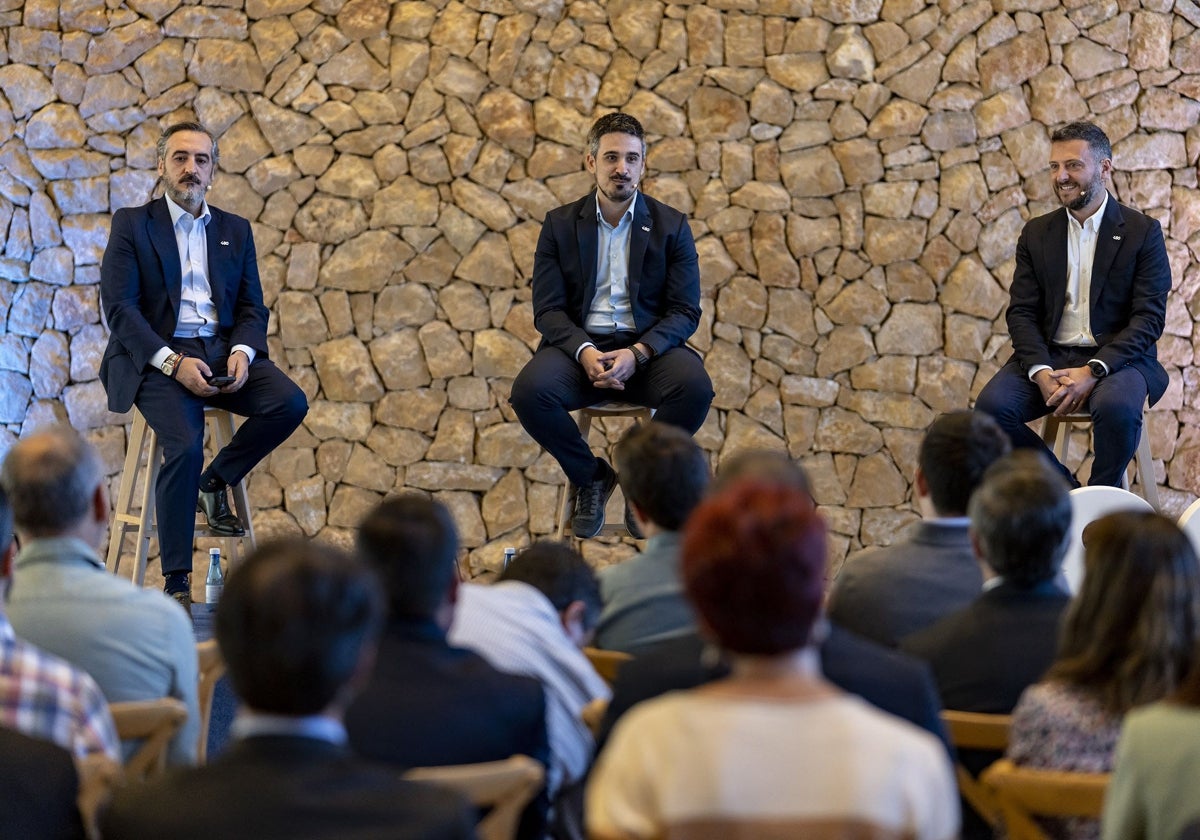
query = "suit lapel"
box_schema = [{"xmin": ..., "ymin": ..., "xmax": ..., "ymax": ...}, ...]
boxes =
[
  {"xmin": 148, "ymin": 198, "xmax": 183, "ymax": 320},
  {"xmin": 1044, "ymin": 208, "xmax": 1069, "ymax": 325},
  {"xmin": 205, "ymin": 208, "xmax": 226, "ymax": 315},
  {"xmin": 1089, "ymin": 195, "xmax": 1124, "ymax": 312},
  {"xmin": 629, "ymin": 193, "xmax": 650, "ymax": 310},
  {"xmin": 576, "ymin": 193, "xmax": 598, "ymax": 321}
]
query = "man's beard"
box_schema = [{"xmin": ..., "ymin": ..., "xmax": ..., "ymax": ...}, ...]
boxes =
[
  {"xmin": 166, "ymin": 178, "xmax": 204, "ymax": 207},
  {"xmin": 601, "ymin": 178, "xmax": 636, "ymax": 203},
  {"xmin": 1058, "ymin": 173, "xmax": 1103, "ymax": 211}
]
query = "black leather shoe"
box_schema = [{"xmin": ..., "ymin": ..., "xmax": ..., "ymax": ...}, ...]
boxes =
[
  {"xmin": 197, "ymin": 487, "xmax": 246, "ymax": 536},
  {"xmin": 572, "ymin": 460, "xmax": 617, "ymax": 539},
  {"xmin": 624, "ymin": 500, "xmax": 644, "ymax": 540}
]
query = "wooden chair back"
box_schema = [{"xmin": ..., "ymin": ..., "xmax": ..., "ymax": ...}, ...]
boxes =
[
  {"xmin": 581, "ymin": 697, "xmax": 609, "ymax": 736},
  {"xmin": 583, "ymin": 646, "xmax": 632, "ymax": 686},
  {"xmin": 196, "ymin": 639, "xmax": 226, "ymax": 764},
  {"xmin": 405, "ymin": 754, "xmax": 545, "ymax": 840},
  {"xmin": 982, "ymin": 758, "xmax": 1109, "ymax": 840},
  {"xmin": 941, "ymin": 710, "xmax": 1012, "ymax": 828},
  {"xmin": 109, "ymin": 697, "xmax": 188, "ymax": 783}
]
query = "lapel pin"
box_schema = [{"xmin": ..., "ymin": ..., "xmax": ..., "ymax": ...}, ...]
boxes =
[
  {"xmin": 220, "ymin": 240, "xmax": 230, "ymax": 246},
  {"xmin": 641, "ymin": 226, "xmax": 650, "ymax": 232},
  {"xmin": 1112, "ymin": 235, "xmax": 1121, "ymax": 241}
]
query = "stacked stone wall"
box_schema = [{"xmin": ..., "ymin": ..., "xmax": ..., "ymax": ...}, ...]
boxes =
[{"xmin": 1, "ymin": 0, "xmax": 1199, "ymax": 574}]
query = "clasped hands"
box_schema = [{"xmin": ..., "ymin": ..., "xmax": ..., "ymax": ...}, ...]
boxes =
[
  {"xmin": 580, "ymin": 346, "xmax": 639, "ymax": 390},
  {"xmin": 176, "ymin": 350, "xmax": 250, "ymax": 397},
  {"xmin": 1035, "ymin": 366, "xmax": 1097, "ymax": 416}
]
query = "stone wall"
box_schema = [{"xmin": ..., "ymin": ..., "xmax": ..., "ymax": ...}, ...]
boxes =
[{"xmin": 1, "ymin": 0, "xmax": 1199, "ymax": 575}]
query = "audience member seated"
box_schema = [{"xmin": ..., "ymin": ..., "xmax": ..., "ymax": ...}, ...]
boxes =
[
  {"xmin": 902, "ymin": 450, "xmax": 1073, "ymax": 838},
  {"xmin": 1009, "ymin": 511, "xmax": 1200, "ymax": 840},
  {"xmin": 828, "ymin": 411, "xmax": 1011, "ymax": 646},
  {"xmin": 101, "ymin": 538, "xmax": 475, "ymax": 840},
  {"xmin": 345, "ymin": 495, "xmax": 550, "ymax": 838},
  {"xmin": 0, "ymin": 725, "xmax": 88, "ymax": 840},
  {"xmin": 1103, "ymin": 647, "xmax": 1200, "ymax": 840},
  {"xmin": 449, "ymin": 541, "xmax": 609, "ymax": 830},
  {"xmin": 0, "ymin": 487, "xmax": 119, "ymax": 763},
  {"xmin": 588, "ymin": 480, "xmax": 959, "ymax": 839},
  {"xmin": 0, "ymin": 426, "xmax": 198, "ymax": 766},
  {"xmin": 596, "ymin": 450, "xmax": 948, "ymax": 753},
  {"xmin": 593, "ymin": 422, "xmax": 709, "ymax": 652}
]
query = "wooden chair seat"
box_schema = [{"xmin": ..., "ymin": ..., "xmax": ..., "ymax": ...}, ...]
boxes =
[
  {"xmin": 982, "ymin": 758, "xmax": 1109, "ymax": 840},
  {"xmin": 941, "ymin": 710, "xmax": 1012, "ymax": 829}
]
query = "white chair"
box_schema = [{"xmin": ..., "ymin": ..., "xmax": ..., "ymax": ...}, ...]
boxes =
[
  {"xmin": 1177, "ymin": 497, "xmax": 1200, "ymax": 559},
  {"xmin": 1061, "ymin": 486, "xmax": 1154, "ymax": 593}
]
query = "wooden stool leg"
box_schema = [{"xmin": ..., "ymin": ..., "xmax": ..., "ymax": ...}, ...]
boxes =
[
  {"xmin": 131, "ymin": 427, "xmax": 161, "ymax": 587},
  {"xmin": 1135, "ymin": 424, "xmax": 1159, "ymax": 511},
  {"xmin": 107, "ymin": 414, "xmax": 150, "ymax": 576}
]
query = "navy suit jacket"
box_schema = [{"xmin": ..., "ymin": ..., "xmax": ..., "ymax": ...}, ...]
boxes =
[
  {"xmin": 1006, "ymin": 196, "xmax": 1170, "ymax": 403},
  {"xmin": 100, "ymin": 735, "xmax": 476, "ymax": 840},
  {"xmin": 531, "ymin": 190, "xmax": 701, "ymax": 358},
  {"xmin": 99, "ymin": 197, "xmax": 270, "ymax": 413},
  {"xmin": 0, "ymin": 726, "xmax": 85, "ymax": 840}
]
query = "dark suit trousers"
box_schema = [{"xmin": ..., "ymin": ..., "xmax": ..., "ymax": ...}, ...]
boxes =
[
  {"xmin": 975, "ymin": 346, "xmax": 1147, "ymax": 487},
  {"xmin": 137, "ymin": 337, "xmax": 307, "ymax": 575},
  {"xmin": 510, "ymin": 334, "xmax": 713, "ymax": 485}
]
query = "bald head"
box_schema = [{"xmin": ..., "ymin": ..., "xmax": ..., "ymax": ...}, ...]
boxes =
[{"xmin": 0, "ymin": 426, "xmax": 104, "ymax": 538}]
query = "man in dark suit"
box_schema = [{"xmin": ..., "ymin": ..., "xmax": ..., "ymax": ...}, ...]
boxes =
[
  {"xmin": 510, "ymin": 112, "xmax": 713, "ymax": 539},
  {"xmin": 100, "ymin": 121, "xmax": 307, "ymax": 609},
  {"xmin": 101, "ymin": 538, "xmax": 475, "ymax": 840},
  {"xmin": 0, "ymin": 726, "xmax": 87, "ymax": 840},
  {"xmin": 346, "ymin": 495, "xmax": 549, "ymax": 839},
  {"xmin": 902, "ymin": 451, "xmax": 1073, "ymax": 839},
  {"xmin": 975, "ymin": 120, "xmax": 1171, "ymax": 487},
  {"xmin": 827, "ymin": 411, "xmax": 1011, "ymax": 647}
]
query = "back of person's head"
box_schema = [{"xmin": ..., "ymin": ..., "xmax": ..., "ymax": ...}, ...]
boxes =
[
  {"xmin": 968, "ymin": 451, "xmax": 1072, "ymax": 588},
  {"xmin": 683, "ymin": 480, "xmax": 824, "ymax": 656},
  {"xmin": 614, "ymin": 422, "xmax": 710, "ymax": 531},
  {"xmin": 919, "ymin": 411, "xmax": 1012, "ymax": 516},
  {"xmin": 709, "ymin": 449, "xmax": 813, "ymax": 499},
  {"xmin": 1052, "ymin": 511, "xmax": 1200, "ymax": 714},
  {"xmin": 216, "ymin": 537, "xmax": 385, "ymax": 716},
  {"xmin": 356, "ymin": 495, "xmax": 458, "ymax": 621},
  {"xmin": 499, "ymin": 541, "xmax": 601, "ymax": 632},
  {"xmin": 0, "ymin": 426, "xmax": 103, "ymax": 538}
]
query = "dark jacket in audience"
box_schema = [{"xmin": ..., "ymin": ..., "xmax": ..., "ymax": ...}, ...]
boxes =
[
  {"xmin": 0, "ymin": 725, "xmax": 85, "ymax": 840},
  {"xmin": 596, "ymin": 622, "xmax": 950, "ymax": 756}
]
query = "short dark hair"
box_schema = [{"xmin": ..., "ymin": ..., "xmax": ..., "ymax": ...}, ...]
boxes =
[
  {"xmin": 1050, "ymin": 121, "xmax": 1112, "ymax": 162},
  {"xmin": 683, "ymin": 480, "xmax": 824, "ymax": 656},
  {"xmin": 499, "ymin": 541, "xmax": 601, "ymax": 631},
  {"xmin": 156, "ymin": 120, "xmax": 220, "ymax": 168},
  {"xmin": 586, "ymin": 112, "xmax": 645, "ymax": 158},
  {"xmin": 969, "ymin": 451, "xmax": 1071, "ymax": 588},
  {"xmin": 216, "ymin": 538, "xmax": 384, "ymax": 716},
  {"xmin": 710, "ymin": 449, "xmax": 813, "ymax": 499},
  {"xmin": 356, "ymin": 495, "xmax": 458, "ymax": 621},
  {"xmin": 0, "ymin": 426, "xmax": 103, "ymax": 537},
  {"xmin": 614, "ymin": 422, "xmax": 709, "ymax": 531},
  {"xmin": 921, "ymin": 412, "xmax": 1012, "ymax": 516}
]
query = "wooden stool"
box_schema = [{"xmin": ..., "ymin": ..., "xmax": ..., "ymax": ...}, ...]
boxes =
[
  {"xmin": 555, "ymin": 402, "xmax": 653, "ymax": 540},
  {"xmin": 1040, "ymin": 407, "xmax": 1159, "ymax": 510},
  {"xmin": 106, "ymin": 407, "xmax": 257, "ymax": 586}
]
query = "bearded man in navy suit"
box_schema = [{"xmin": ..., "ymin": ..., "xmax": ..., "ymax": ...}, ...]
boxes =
[
  {"xmin": 100, "ymin": 121, "xmax": 307, "ymax": 609},
  {"xmin": 510, "ymin": 113, "xmax": 713, "ymax": 539},
  {"xmin": 975, "ymin": 121, "xmax": 1170, "ymax": 487}
]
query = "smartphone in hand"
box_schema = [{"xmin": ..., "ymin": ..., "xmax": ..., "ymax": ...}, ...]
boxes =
[{"xmin": 205, "ymin": 375, "xmax": 236, "ymax": 387}]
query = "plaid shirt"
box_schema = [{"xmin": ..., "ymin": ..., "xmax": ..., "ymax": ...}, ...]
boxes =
[{"xmin": 0, "ymin": 612, "xmax": 119, "ymax": 760}]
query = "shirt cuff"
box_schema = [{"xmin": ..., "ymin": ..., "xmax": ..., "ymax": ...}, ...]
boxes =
[
  {"xmin": 1027, "ymin": 364, "xmax": 1051, "ymax": 381},
  {"xmin": 1087, "ymin": 358, "xmax": 1109, "ymax": 375},
  {"xmin": 574, "ymin": 342, "xmax": 596, "ymax": 362},
  {"xmin": 231, "ymin": 345, "xmax": 256, "ymax": 364},
  {"xmin": 149, "ymin": 346, "xmax": 173, "ymax": 374}
]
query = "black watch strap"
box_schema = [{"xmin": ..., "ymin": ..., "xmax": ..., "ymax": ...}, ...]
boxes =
[{"xmin": 631, "ymin": 347, "xmax": 650, "ymax": 368}]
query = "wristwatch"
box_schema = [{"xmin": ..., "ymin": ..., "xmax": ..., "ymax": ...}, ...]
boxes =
[
  {"xmin": 1087, "ymin": 360, "xmax": 1107, "ymax": 379},
  {"xmin": 631, "ymin": 347, "xmax": 651, "ymax": 369},
  {"xmin": 160, "ymin": 352, "xmax": 184, "ymax": 378}
]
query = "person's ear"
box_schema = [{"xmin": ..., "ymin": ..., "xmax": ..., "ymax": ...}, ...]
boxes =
[
  {"xmin": 1, "ymin": 541, "xmax": 16, "ymax": 579},
  {"xmin": 92, "ymin": 483, "xmax": 109, "ymax": 526},
  {"xmin": 560, "ymin": 600, "xmax": 590, "ymax": 647},
  {"xmin": 914, "ymin": 466, "xmax": 929, "ymax": 499}
]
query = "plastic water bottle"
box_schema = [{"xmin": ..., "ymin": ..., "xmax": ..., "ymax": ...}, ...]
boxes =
[
  {"xmin": 205, "ymin": 547, "xmax": 224, "ymax": 612},
  {"xmin": 503, "ymin": 547, "xmax": 516, "ymax": 571}
]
